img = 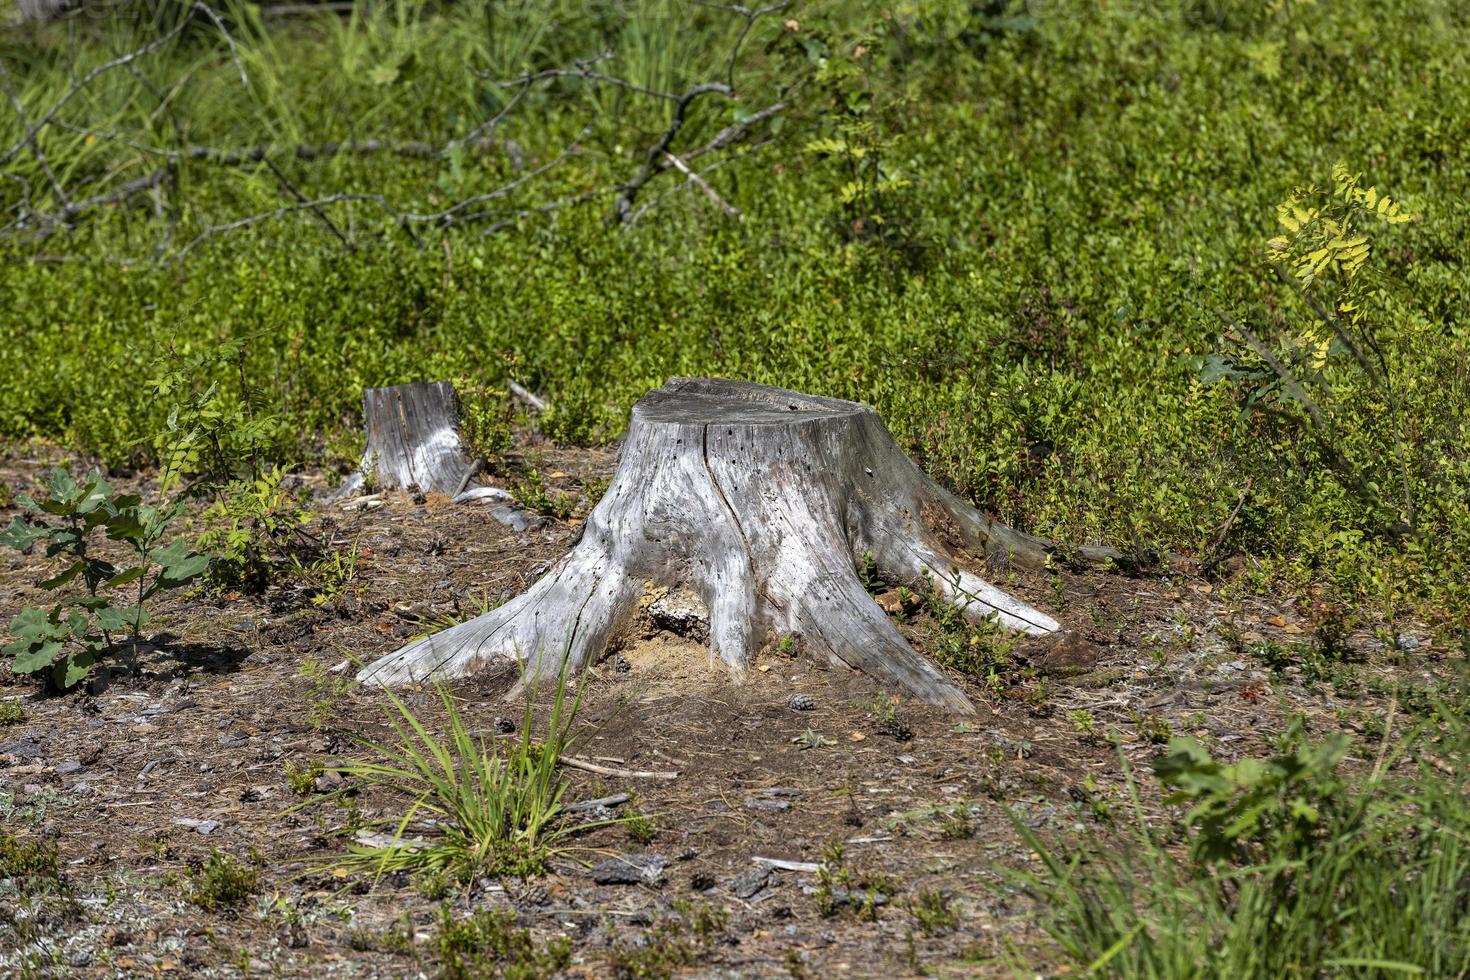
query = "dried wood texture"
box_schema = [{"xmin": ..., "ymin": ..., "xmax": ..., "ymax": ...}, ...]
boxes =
[
  {"xmin": 360, "ymin": 378, "xmax": 1069, "ymax": 713},
  {"xmin": 339, "ymin": 382, "xmax": 474, "ymax": 497}
]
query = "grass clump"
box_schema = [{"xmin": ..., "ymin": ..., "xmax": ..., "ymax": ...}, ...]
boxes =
[
  {"xmin": 188, "ymin": 849, "xmax": 263, "ymax": 911},
  {"xmin": 607, "ymin": 902, "xmax": 729, "ymax": 980},
  {"xmin": 435, "ymin": 906, "xmax": 570, "ymax": 980},
  {"xmin": 908, "ymin": 889, "xmax": 959, "ymax": 937},
  {"xmin": 0, "ymin": 830, "xmax": 60, "ymax": 887},
  {"xmin": 0, "ymin": 701, "xmax": 24, "ymax": 726},
  {"xmin": 348, "ymin": 922, "xmax": 414, "ymax": 956},
  {"xmin": 814, "ymin": 842, "xmax": 897, "ymax": 921},
  {"xmin": 299, "ymin": 657, "xmax": 354, "ymax": 731},
  {"xmin": 624, "ymin": 797, "xmax": 657, "ymax": 846},
  {"xmin": 284, "ymin": 760, "xmax": 324, "ymax": 796},
  {"xmin": 328, "ymin": 672, "xmax": 591, "ymax": 884},
  {"xmin": 1011, "ymin": 716, "xmax": 1470, "ymax": 977}
]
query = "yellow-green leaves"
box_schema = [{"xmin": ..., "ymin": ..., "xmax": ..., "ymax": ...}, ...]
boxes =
[{"xmin": 1270, "ymin": 162, "xmax": 1415, "ymax": 290}]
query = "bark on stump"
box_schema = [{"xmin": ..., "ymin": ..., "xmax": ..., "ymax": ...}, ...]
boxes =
[{"xmin": 359, "ymin": 378, "xmax": 1066, "ymax": 713}]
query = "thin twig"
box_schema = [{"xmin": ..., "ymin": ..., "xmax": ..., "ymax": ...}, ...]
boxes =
[
  {"xmin": 402, "ymin": 123, "xmax": 595, "ymax": 226},
  {"xmin": 508, "ymin": 381, "xmax": 548, "ymax": 413},
  {"xmin": 558, "ymin": 755, "xmax": 680, "ymax": 780},
  {"xmin": 0, "ymin": 6, "xmax": 198, "ymax": 168},
  {"xmin": 613, "ymin": 82, "xmax": 735, "ymax": 222},
  {"xmin": 1204, "ymin": 477, "xmax": 1253, "ymax": 572},
  {"xmin": 694, "ymin": 0, "xmax": 792, "ymax": 91},
  {"xmin": 173, "ymin": 192, "xmax": 396, "ymax": 261},
  {"xmin": 663, "ymin": 151, "xmax": 740, "ymax": 217},
  {"xmin": 263, "ymin": 156, "xmax": 350, "ymax": 249}
]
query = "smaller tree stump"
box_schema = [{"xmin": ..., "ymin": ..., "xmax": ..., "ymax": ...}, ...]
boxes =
[
  {"xmin": 337, "ymin": 382, "xmax": 475, "ymax": 497},
  {"xmin": 360, "ymin": 379, "xmax": 1072, "ymax": 712}
]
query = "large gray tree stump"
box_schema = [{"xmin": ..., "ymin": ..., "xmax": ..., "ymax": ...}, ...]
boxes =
[{"xmin": 359, "ymin": 378, "xmax": 1068, "ymax": 713}]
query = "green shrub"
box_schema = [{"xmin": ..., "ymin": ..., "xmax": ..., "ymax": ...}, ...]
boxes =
[
  {"xmin": 0, "ymin": 469, "xmax": 206, "ymax": 688},
  {"xmin": 196, "ymin": 466, "xmax": 313, "ymax": 593},
  {"xmin": 508, "ymin": 467, "xmax": 576, "ymax": 520},
  {"xmin": 1009, "ymin": 717, "xmax": 1470, "ymax": 977},
  {"xmin": 435, "ymin": 906, "xmax": 570, "ymax": 980},
  {"xmin": 187, "ymin": 849, "xmax": 263, "ymax": 911}
]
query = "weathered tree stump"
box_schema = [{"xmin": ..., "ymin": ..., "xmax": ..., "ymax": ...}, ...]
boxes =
[
  {"xmin": 359, "ymin": 378, "xmax": 1070, "ymax": 713},
  {"xmin": 336, "ymin": 381, "xmax": 548, "ymax": 531},
  {"xmin": 338, "ymin": 382, "xmax": 475, "ymax": 497}
]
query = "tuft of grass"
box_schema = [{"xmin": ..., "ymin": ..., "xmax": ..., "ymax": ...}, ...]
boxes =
[
  {"xmin": 0, "ymin": 830, "xmax": 60, "ymax": 885},
  {"xmin": 606, "ymin": 901, "xmax": 729, "ymax": 980},
  {"xmin": 624, "ymin": 797, "xmax": 657, "ymax": 846},
  {"xmin": 348, "ymin": 923, "xmax": 414, "ymax": 955},
  {"xmin": 908, "ymin": 888, "xmax": 958, "ymax": 937},
  {"xmin": 435, "ymin": 905, "xmax": 571, "ymax": 980},
  {"xmin": 814, "ymin": 841, "xmax": 897, "ymax": 921},
  {"xmin": 325, "ymin": 670, "xmax": 600, "ymax": 884},
  {"xmin": 414, "ymin": 869, "xmax": 450, "ymax": 900},
  {"xmin": 188, "ymin": 849, "xmax": 263, "ymax": 911},
  {"xmin": 1007, "ymin": 716, "xmax": 1470, "ymax": 978},
  {"xmin": 284, "ymin": 760, "xmax": 324, "ymax": 796},
  {"xmin": 299, "ymin": 657, "xmax": 354, "ymax": 731},
  {"xmin": 0, "ymin": 701, "xmax": 24, "ymax": 726}
]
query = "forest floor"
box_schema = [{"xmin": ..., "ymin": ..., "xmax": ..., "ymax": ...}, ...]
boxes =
[{"xmin": 0, "ymin": 449, "xmax": 1453, "ymax": 978}]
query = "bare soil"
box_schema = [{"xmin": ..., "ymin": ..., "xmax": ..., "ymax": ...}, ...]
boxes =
[{"xmin": 0, "ymin": 450, "xmax": 1450, "ymax": 978}]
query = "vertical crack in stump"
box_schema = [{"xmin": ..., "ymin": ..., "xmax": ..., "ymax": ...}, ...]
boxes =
[
  {"xmin": 700, "ymin": 421, "xmax": 756, "ymax": 578},
  {"xmin": 359, "ymin": 378, "xmax": 1068, "ymax": 713}
]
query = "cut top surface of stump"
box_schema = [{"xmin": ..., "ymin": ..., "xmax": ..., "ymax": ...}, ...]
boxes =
[{"xmin": 635, "ymin": 377, "xmax": 866, "ymax": 425}]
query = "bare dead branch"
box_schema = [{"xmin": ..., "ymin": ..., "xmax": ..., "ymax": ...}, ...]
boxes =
[
  {"xmin": 173, "ymin": 192, "xmax": 397, "ymax": 262},
  {"xmin": 613, "ymin": 81, "xmax": 738, "ymax": 222},
  {"xmin": 496, "ymin": 52, "xmax": 691, "ymax": 102},
  {"xmin": 0, "ymin": 60, "xmax": 70, "ymax": 211},
  {"xmin": 263, "ymin": 156, "xmax": 350, "ymax": 249},
  {"xmin": 626, "ymin": 138, "xmax": 770, "ymax": 225},
  {"xmin": 54, "ymin": 165, "xmax": 169, "ymax": 225},
  {"xmin": 191, "ymin": 1, "xmax": 250, "ymax": 88},
  {"xmin": 695, "ymin": 0, "xmax": 793, "ymax": 90},
  {"xmin": 0, "ymin": 5, "xmax": 199, "ymax": 168},
  {"xmin": 662, "ymin": 150, "xmax": 740, "ymax": 217},
  {"xmin": 683, "ymin": 100, "xmax": 787, "ymax": 162},
  {"xmin": 508, "ymin": 380, "xmax": 548, "ymax": 413}
]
